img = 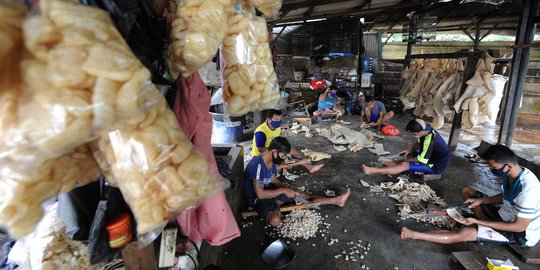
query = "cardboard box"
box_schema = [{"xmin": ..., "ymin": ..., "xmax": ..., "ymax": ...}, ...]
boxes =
[
  {"xmin": 487, "ymin": 258, "xmax": 519, "ymax": 270},
  {"xmin": 292, "ymin": 118, "xmax": 312, "ymax": 126}
]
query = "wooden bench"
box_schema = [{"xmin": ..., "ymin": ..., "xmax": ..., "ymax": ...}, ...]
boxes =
[
  {"xmin": 509, "ymin": 244, "xmax": 540, "ymax": 264},
  {"xmin": 450, "ymin": 251, "xmax": 486, "ymax": 270}
]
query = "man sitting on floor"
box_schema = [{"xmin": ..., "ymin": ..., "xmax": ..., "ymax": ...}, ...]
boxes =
[
  {"xmin": 360, "ymin": 96, "xmax": 394, "ymax": 127},
  {"xmin": 310, "ymin": 79, "xmax": 339, "ymax": 116},
  {"xmin": 362, "ymin": 118, "xmax": 450, "ymax": 176},
  {"xmin": 244, "ymin": 137, "xmax": 351, "ymax": 227},
  {"xmin": 401, "ymin": 145, "xmax": 540, "ymax": 247},
  {"xmin": 252, "ymin": 109, "xmax": 323, "ymax": 173}
]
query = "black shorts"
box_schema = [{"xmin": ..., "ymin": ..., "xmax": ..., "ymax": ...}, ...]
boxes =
[
  {"xmin": 254, "ymin": 194, "xmax": 294, "ymax": 222},
  {"xmin": 472, "ymin": 191, "xmax": 501, "ymax": 220},
  {"xmin": 473, "ymin": 192, "xmax": 527, "ymax": 246}
]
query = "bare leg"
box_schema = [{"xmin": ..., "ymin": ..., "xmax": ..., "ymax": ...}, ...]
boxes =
[
  {"xmin": 362, "ymin": 161, "xmax": 409, "ymax": 175},
  {"xmin": 381, "ymin": 111, "xmax": 395, "ymax": 123},
  {"xmin": 302, "ymin": 188, "xmax": 351, "ymax": 207},
  {"xmin": 322, "ymin": 109, "xmax": 338, "ymax": 116},
  {"xmin": 460, "ymin": 187, "xmax": 488, "ymax": 220},
  {"xmin": 289, "ymin": 148, "xmax": 324, "ymax": 173},
  {"xmin": 313, "ymin": 110, "xmax": 322, "ymax": 116},
  {"xmin": 364, "ymin": 108, "xmax": 372, "ymax": 123},
  {"xmin": 400, "ymin": 226, "xmax": 477, "ymax": 244}
]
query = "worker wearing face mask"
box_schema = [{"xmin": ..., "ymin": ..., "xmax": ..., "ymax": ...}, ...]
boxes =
[
  {"xmin": 362, "ymin": 118, "xmax": 450, "ymax": 176},
  {"xmin": 401, "ymin": 144, "xmax": 540, "ymax": 247},
  {"xmin": 251, "ymin": 109, "xmax": 324, "ymax": 173},
  {"xmin": 310, "ymin": 79, "xmax": 339, "ymax": 116},
  {"xmin": 244, "ymin": 137, "xmax": 351, "ymax": 227}
]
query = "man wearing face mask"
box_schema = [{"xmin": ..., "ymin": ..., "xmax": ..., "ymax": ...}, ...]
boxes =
[
  {"xmin": 311, "ymin": 79, "xmax": 339, "ymax": 116},
  {"xmin": 252, "ymin": 109, "xmax": 324, "ymax": 173},
  {"xmin": 244, "ymin": 137, "xmax": 351, "ymax": 227},
  {"xmin": 362, "ymin": 119, "xmax": 450, "ymax": 175},
  {"xmin": 401, "ymin": 145, "xmax": 540, "ymax": 247}
]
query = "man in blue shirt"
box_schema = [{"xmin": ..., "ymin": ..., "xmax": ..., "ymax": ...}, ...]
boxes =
[
  {"xmin": 360, "ymin": 96, "xmax": 394, "ymax": 127},
  {"xmin": 244, "ymin": 137, "xmax": 351, "ymax": 227},
  {"xmin": 311, "ymin": 79, "xmax": 339, "ymax": 116},
  {"xmin": 362, "ymin": 119, "xmax": 450, "ymax": 175}
]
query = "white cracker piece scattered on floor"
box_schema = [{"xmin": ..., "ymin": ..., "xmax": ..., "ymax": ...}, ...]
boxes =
[{"xmin": 301, "ymin": 149, "xmax": 331, "ymax": 162}]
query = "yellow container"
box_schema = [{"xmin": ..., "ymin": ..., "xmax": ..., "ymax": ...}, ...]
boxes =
[{"xmin": 486, "ymin": 258, "xmax": 519, "ymax": 270}]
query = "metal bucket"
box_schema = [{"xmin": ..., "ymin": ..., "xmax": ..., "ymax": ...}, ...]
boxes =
[
  {"xmin": 210, "ymin": 112, "xmax": 245, "ymax": 144},
  {"xmin": 261, "ymin": 239, "xmax": 296, "ymax": 269}
]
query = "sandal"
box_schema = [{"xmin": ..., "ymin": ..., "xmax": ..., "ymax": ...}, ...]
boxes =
[{"xmin": 464, "ymin": 153, "xmax": 477, "ymax": 159}]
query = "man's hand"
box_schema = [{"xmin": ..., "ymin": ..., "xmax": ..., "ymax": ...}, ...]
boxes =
[
  {"xmin": 399, "ymin": 147, "xmax": 412, "ymax": 157},
  {"xmin": 464, "ymin": 198, "xmax": 483, "ymax": 208},
  {"xmin": 457, "ymin": 217, "xmax": 479, "ymax": 226},
  {"xmin": 282, "ymin": 188, "xmax": 296, "ymax": 198}
]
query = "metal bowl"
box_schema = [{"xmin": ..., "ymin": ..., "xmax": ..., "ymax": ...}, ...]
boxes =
[{"xmin": 261, "ymin": 239, "xmax": 296, "ymax": 269}]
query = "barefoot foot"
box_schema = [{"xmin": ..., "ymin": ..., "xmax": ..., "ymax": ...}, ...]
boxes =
[
  {"xmin": 401, "ymin": 227, "xmax": 414, "ymax": 240},
  {"xmin": 337, "ymin": 188, "xmax": 351, "ymax": 207},
  {"xmin": 362, "ymin": 164, "xmax": 374, "ymax": 175},
  {"xmin": 308, "ymin": 164, "xmax": 324, "ymax": 173}
]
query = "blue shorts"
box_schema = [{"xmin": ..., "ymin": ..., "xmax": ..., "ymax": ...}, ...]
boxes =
[
  {"xmin": 408, "ymin": 162, "xmax": 435, "ymax": 174},
  {"xmin": 369, "ymin": 113, "xmax": 379, "ymax": 123},
  {"xmin": 254, "ymin": 194, "xmax": 294, "ymax": 222}
]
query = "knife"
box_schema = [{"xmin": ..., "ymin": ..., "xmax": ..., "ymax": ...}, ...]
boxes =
[{"xmin": 294, "ymin": 193, "xmax": 321, "ymax": 210}]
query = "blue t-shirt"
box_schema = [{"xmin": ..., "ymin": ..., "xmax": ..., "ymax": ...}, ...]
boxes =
[
  {"xmin": 244, "ymin": 156, "xmax": 277, "ymax": 207},
  {"xmin": 416, "ymin": 127, "xmax": 451, "ymax": 174},
  {"xmin": 318, "ymin": 95, "xmax": 336, "ymax": 110},
  {"xmin": 362, "ymin": 101, "xmax": 386, "ymax": 122}
]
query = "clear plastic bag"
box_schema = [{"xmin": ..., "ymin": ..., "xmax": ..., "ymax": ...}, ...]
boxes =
[
  {"xmin": 222, "ymin": 5, "xmax": 280, "ymax": 116},
  {"xmin": 249, "ymin": 0, "xmax": 281, "ymax": 17},
  {"xmin": 91, "ymin": 88, "xmax": 227, "ymax": 235},
  {"xmin": 8, "ymin": 202, "xmax": 90, "ymax": 270},
  {"xmin": 168, "ymin": 0, "xmax": 234, "ymax": 78},
  {"xmin": 0, "ymin": 0, "xmax": 157, "ymax": 238}
]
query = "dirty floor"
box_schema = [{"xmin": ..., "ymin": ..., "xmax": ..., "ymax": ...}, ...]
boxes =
[{"xmin": 202, "ymin": 114, "xmax": 539, "ymax": 270}]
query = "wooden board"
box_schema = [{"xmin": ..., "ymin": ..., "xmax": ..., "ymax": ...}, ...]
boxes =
[
  {"xmin": 292, "ymin": 117, "xmax": 312, "ymax": 126},
  {"xmin": 450, "ymin": 251, "xmax": 486, "ymax": 270},
  {"xmin": 509, "ymin": 244, "xmax": 540, "ymax": 264},
  {"xmin": 122, "ymin": 241, "xmax": 157, "ymax": 270}
]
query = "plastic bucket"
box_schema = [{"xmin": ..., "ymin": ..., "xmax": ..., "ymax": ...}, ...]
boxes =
[
  {"xmin": 210, "ymin": 112, "xmax": 244, "ymax": 144},
  {"xmin": 106, "ymin": 213, "xmax": 132, "ymax": 248}
]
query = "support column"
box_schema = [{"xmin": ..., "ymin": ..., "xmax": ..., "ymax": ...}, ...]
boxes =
[
  {"xmin": 405, "ymin": 19, "xmax": 415, "ymax": 67},
  {"xmin": 448, "ymin": 54, "xmax": 477, "ymax": 150},
  {"xmin": 474, "ymin": 19, "xmax": 481, "ymax": 51},
  {"xmin": 498, "ymin": 0, "xmax": 538, "ymax": 146}
]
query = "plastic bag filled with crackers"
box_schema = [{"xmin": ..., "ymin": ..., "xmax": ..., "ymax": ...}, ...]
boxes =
[
  {"xmin": 0, "ymin": 0, "xmax": 153, "ymax": 238},
  {"xmin": 168, "ymin": 0, "xmax": 234, "ymax": 78},
  {"xmin": 222, "ymin": 4, "xmax": 280, "ymax": 116},
  {"xmin": 249, "ymin": 0, "xmax": 281, "ymax": 17},
  {"xmin": 91, "ymin": 90, "xmax": 226, "ymax": 235}
]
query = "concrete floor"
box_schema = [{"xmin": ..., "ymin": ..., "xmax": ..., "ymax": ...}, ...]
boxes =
[{"xmin": 204, "ymin": 114, "xmax": 539, "ymax": 270}]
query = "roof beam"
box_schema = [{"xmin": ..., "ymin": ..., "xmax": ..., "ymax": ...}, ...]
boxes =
[
  {"xmin": 459, "ymin": 26, "xmax": 476, "ymax": 42},
  {"xmin": 272, "ymin": 26, "xmax": 287, "ymax": 45},
  {"xmin": 271, "ymin": 0, "xmax": 436, "ymax": 25},
  {"xmin": 480, "ymin": 23, "xmax": 499, "ymax": 41},
  {"xmin": 282, "ymin": 0, "xmax": 354, "ymax": 11},
  {"xmin": 269, "ymin": 9, "xmax": 290, "ymax": 27}
]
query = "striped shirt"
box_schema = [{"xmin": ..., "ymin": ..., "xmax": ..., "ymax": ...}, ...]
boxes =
[{"xmin": 499, "ymin": 168, "xmax": 540, "ymax": 246}]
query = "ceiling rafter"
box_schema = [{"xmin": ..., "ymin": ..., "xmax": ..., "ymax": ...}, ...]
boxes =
[{"xmin": 271, "ymin": 0, "xmax": 438, "ymax": 25}]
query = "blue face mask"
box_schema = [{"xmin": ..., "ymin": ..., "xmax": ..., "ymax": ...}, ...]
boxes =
[
  {"xmin": 270, "ymin": 120, "xmax": 282, "ymax": 128},
  {"xmin": 330, "ymin": 92, "xmax": 337, "ymax": 98},
  {"xmin": 490, "ymin": 164, "xmax": 508, "ymax": 177}
]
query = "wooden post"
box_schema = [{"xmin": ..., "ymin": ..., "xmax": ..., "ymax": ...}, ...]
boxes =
[
  {"xmin": 498, "ymin": 0, "xmax": 538, "ymax": 147},
  {"xmin": 448, "ymin": 54, "xmax": 477, "ymax": 150},
  {"xmin": 122, "ymin": 242, "xmax": 157, "ymax": 270}
]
